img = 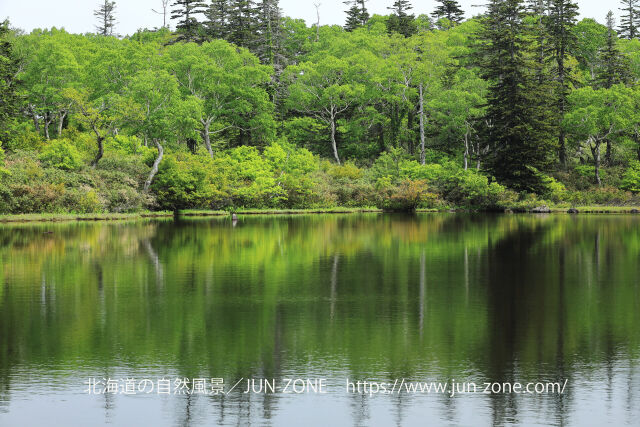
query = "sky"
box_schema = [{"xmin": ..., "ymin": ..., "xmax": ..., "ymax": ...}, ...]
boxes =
[{"xmin": 0, "ymin": 0, "xmax": 621, "ymax": 36}]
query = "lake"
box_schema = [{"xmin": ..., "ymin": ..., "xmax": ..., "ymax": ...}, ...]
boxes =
[{"xmin": 0, "ymin": 214, "xmax": 639, "ymax": 426}]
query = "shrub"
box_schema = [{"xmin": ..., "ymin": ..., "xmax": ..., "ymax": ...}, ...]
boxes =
[
  {"xmin": 434, "ymin": 163, "xmax": 510, "ymax": 208},
  {"xmin": 264, "ymin": 141, "xmax": 320, "ymax": 208},
  {"xmin": 325, "ymin": 161, "xmax": 364, "ymax": 181},
  {"xmin": 565, "ymin": 187, "xmax": 632, "ymax": 206},
  {"xmin": 369, "ymin": 148, "xmax": 410, "ymax": 183},
  {"xmin": 1, "ymin": 122, "xmax": 42, "ymax": 151},
  {"xmin": 104, "ymin": 135, "xmax": 147, "ymax": 155},
  {"xmin": 152, "ymin": 155, "xmax": 227, "ymax": 210},
  {"xmin": 39, "ymin": 140, "xmax": 84, "ymax": 171},
  {"xmin": 621, "ymin": 161, "xmax": 640, "ymax": 193},
  {"xmin": 375, "ymin": 179, "xmax": 430, "ymax": 212},
  {"xmin": 70, "ymin": 189, "xmax": 103, "ymax": 213},
  {"xmin": 539, "ymin": 173, "xmax": 568, "ymax": 203}
]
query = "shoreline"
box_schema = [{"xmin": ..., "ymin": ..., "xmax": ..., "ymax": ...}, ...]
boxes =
[{"xmin": 1, "ymin": 206, "xmax": 640, "ymax": 223}]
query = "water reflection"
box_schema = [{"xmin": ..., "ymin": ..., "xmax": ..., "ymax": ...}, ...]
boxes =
[{"xmin": 0, "ymin": 214, "xmax": 639, "ymax": 425}]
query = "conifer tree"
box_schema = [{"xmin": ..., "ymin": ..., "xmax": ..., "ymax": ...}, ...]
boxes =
[
  {"xmin": 478, "ymin": 0, "xmax": 555, "ymax": 192},
  {"xmin": 204, "ymin": 0, "xmax": 230, "ymax": 40},
  {"xmin": 344, "ymin": 0, "xmax": 369, "ymax": 31},
  {"xmin": 386, "ymin": 0, "xmax": 416, "ymax": 37},
  {"xmin": 529, "ymin": 0, "xmax": 548, "ymax": 83},
  {"xmin": 94, "ymin": 1, "xmax": 117, "ymax": 36},
  {"xmin": 0, "ymin": 20, "xmax": 21, "ymax": 143},
  {"xmin": 171, "ymin": 0, "xmax": 206, "ymax": 43},
  {"xmin": 619, "ymin": 0, "xmax": 640, "ymax": 39},
  {"xmin": 598, "ymin": 11, "xmax": 632, "ymax": 89},
  {"xmin": 525, "ymin": 0, "xmax": 547, "ymax": 14},
  {"xmin": 431, "ymin": 0, "xmax": 464, "ymax": 25},
  {"xmin": 255, "ymin": 0, "xmax": 287, "ymax": 118},
  {"xmin": 255, "ymin": 0, "xmax": 285, "ymax": 68},
  {"xmin": 598, "ymin": 11, "xmax": 632, "ymax": 164},
  {"xmin": 227, "ymin": 0, "xmax": 259, "ymax": 48},
  {"xmin": 546, "ymin": 0, "xmax": 578, "ymax": 167}
]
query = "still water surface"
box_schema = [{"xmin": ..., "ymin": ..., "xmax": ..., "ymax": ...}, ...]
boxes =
[{"xmin": 0, "ymin": 214, "xmax": 639, "ymax": 426}]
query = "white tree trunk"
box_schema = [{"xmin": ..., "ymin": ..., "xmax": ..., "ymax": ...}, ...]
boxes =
[
  {"xmin": 330, "ymin": 111, "xmax": 341, "ymax": 165},
  {"xmin": 419, "ymin": 83, "xmax": 426, "ymax": 165},
  {"xmin": 201, "ymin": 118, "xmax": 214, "ymax": 158},
  {"xmin": 144, "ymin": 139, "xmax": 164, "ymax": 192},
  {"xmin": 57, "ymin": 111, "xmax": 67, "ymax": 137},
  {"xmin": 463, "ymin": 125, "xmax": 469, "ymax": 171},
  {"xmin": 44, "ymin": 112, "xmax": 53, "ymax": 140},
  {"xmin": 591, "ymin": 142, "xmax": 601, "ymax": 186}
]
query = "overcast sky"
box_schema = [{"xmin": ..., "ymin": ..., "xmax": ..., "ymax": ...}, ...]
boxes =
[{"xmin": 0, "ymin": 0, "xmax": 620, "ymax": 36}]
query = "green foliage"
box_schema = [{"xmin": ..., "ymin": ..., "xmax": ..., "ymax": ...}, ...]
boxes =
[
  {"xmin": 621, "ymin": 161, "xmax": 640, "ymax": 192},
  {"xmin": 386, "ymin": 0, "xmax": 416, "ymax": 37},
  {"xmin": 0, "ymin": 150, "xmax": 149, "ymax": 214},
  {"xmin": 375, "ymin": 179, "xmax": 431, "ymax": 211},
  {"xmin": 39, "ymin": 140, "xmax": 84, "ymax": 171},
  {"xmin": 2, "ymin": 122, "xmax": 43, "ymax": 151},
  {"xmin": 433, "ymin": 163, "xmax": 515, "ymax": 208},
  {"xmin": 152, "ymin": 155, "xmax": 224, "ymax": 210},
  {"xmin": 0, "ymin": 20, "xmax": 21, "ymax": 144},
  {"xmin": 478, "ymin": 0, "xmax": 556, "ymax": 193},
  {"xmin": 565, "ymin": 186, "xmax": 632, "ymax": 206},
  {"xmin": 541, "ymin": 174, "xmax": 569, "ymax": 203},
  {"xmin": 6, "ymin": 11, "xmax": 640, "ymax": 215}
]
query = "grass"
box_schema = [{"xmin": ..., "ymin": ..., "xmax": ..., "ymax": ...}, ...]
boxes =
[
  {"xmin": 2, "ymin": 205, "xmax": 640, "ymax": 223},
  {"xmin": 0, "ymin": 208, "xmax": 380, "ymax": 223},
  {"xmin": 0, "ymin": 211, "xmax": 173, "ymax": 223},
  {"xmin": 547, "ymin": 205, "xmax": 640, "ymax": 213},
  {"xmin": 231, "ymin": 207, "xmax": 382, "ymax": 215},
  {"xmin": 177, "ymin": 210, "xmax": 229, "ymax": 216}
]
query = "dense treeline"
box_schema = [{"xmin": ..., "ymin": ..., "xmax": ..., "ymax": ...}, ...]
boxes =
[{"xmin": 3, "ymin": 0, "xmax": 640, "ymax": 213}]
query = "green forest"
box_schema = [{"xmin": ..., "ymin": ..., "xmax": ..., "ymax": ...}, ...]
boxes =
[{"xmin": 3, "ymin": 0, "xmax": 640, "ymax": 213}]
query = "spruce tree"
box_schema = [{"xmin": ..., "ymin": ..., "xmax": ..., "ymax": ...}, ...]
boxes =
[
  {"xmin": 227, "ymin": 0, "xmax": 259, "ymax": 48},
  {"xmin": 525, "ymin": 0, "xmax": 548, "ymax": 14},
  {"xmin": 204, "ymin": 0, "xmax": 230, "ymax": 40},
  {"xmin": 546, "ymin": 0, "xmax": 579, "ymax": 167},
  {"xmin": 0, "ymin": 20, "xmax": 21, "ymax": 143},
  {"xmin": 255, "ymin": 0, "xmax": 285, "ymax": 68},
  {"xmin": 598, "ymin": 11, "xmax": 632, "ymax": 89},
  {"xmin": 255, "ymin": 0, "xmax": 287, "ymax": 118},
  {"xmin": 386, "ymin": 0, "xmax": 416, "ymax": 37},
  {"xmin": 344, "ymin": 3, "xmax": 363, "ymax": 31},
  {"xmin": 344, "ymin": 0, "xmax": 369, "ymax": 31},
  {"xmin": 171, "ymin": 0, "xmax": 206, "ymax": 43},
  {"xmin": 478, "ymin": 0, "xmax": 555, "ymax": 192},
  {"xmin": 619, "ymin": 0, "xmax": 640, "ymax": 39},
  {"xmin": 431, "ymin": 0, "xmax": 465, "ymax": 25},
  {"xmin": 529, "ymin": 0, "xmax": 548, "ymax": 84},
  {"xmin": 599, "ymin": 11, "xmax": 632, "ymax": 164},
  {"xmin": 94, "ymin": 1, "xmax": 117, "ymax": 36}
]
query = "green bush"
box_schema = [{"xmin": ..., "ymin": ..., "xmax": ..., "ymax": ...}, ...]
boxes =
[
  {"xmin": 264, "ymin": 141, "xmax": 319, "ymax": 208},
  {"xmin": 621, "ymin": 161, "xmax": 640, "ymax": 193},
  {"xmin": 375, "ymin": 179, "xmax": 431, "ymax": 212},
  {"xmin": 39, "ymin": 140, "xmax": 84, "ymax": 171},
  {"xmin": 1, "ymin": 122, "xmax": 42, "ymax": 151},
  {"xmin": 539, "ymin": 173, "xmax": 568, "ymax": 203},
  {"xmin": 565, "ymin": 187, "xmax": 632, "ymax": 206},
  {"xmin": 152, "ymin": 155, "xmax": 227, "ymax": 210},
  {"xmin": 105, "ymin": 135, "xmax": 148, "ymax": 155},
  {"xmin": 433, "ymin": 163, "xmax": 515, "ymax": 208},
  {"xmin": 318, "ymin": 161, "xmax": 374, "ymax": 207}
]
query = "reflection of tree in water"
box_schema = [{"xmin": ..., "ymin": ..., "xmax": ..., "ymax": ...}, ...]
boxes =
[
  {"xmin": 1, "ymin": 216, "xmax": 640, "ymax": 425},
  {"xmin": 483, "ymin": 221, "xmax": 558, "ymax": 424}
]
